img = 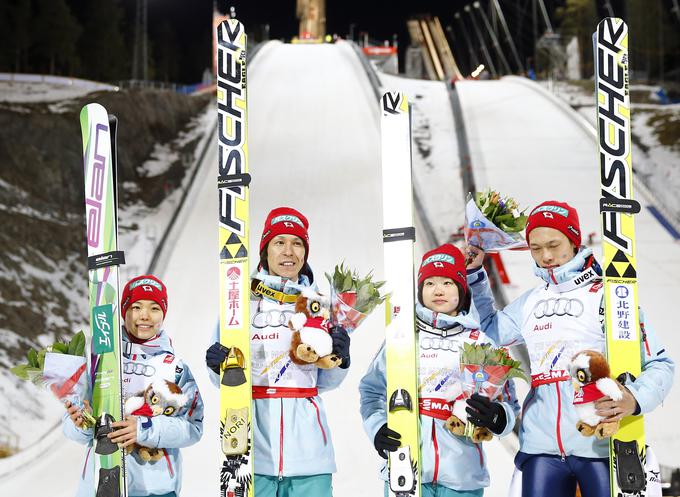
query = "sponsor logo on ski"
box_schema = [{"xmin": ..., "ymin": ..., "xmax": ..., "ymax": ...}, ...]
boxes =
[
  {"xmin": 217, "ymin": 20, "xmax": 247, "ymax": 237},
  {"xmin": 532, "ymin": 298, "xmax": 584, "ymax": 318},
  {"xmin": 224, "ymin": 412, "xmax": 246, "ymax": 437},
  {"xmin": 382, "ymin": 92, "xmax": 402, "ymax": 114},
  {"xmin": 597, "ymin": 18, "xmax": 634, "ymax": 255},
  {"xmin": 92, "ymin": 304, "xmax": 114, "ymax": 354},
  {"xmin": 224, "ymin": 264, "xmax": 243, "ymax": 328},
  {"xmin": 85, "ymin": 123, "xmax": 109, "ymax": 248}
]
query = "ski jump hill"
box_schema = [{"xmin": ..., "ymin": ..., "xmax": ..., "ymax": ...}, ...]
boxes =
[{"xmin": 1, "ymin": 40, "xmax": 678, "ymax": 497}]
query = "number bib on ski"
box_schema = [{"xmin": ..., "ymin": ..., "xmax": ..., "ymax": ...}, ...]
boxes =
[
  {"xmin": 250, "ymin": 298, "xmax": 318, "ymax": 390},
  {"xmin": 521, "ymin": 282, "xmax": 604, "ymax": 386},
  {"xmin": 418, "ymin": 323, "xmax": 488, "ymax": 420},
  {"xmin": 122, "ymin": 346, "xmax": 179, "ymax": 398}
]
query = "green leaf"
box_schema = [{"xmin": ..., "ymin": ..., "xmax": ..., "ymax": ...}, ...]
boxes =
[
  {"xmin": 10, "ymin": 364, "xmax": 30, "ymax": 381},
  {"xmin": 27, "ymin": 348, "xmax": 39, "ymax": 368},
  {"xmin": 37, "ymin": 349, "xmax": 46, "ymax": 370},
  {"xmin": 68, "ymin": 331, "xmax": 86, "ymax": 357},
  {"xmin": 52, "ymin": 342, "xmax": 69, "ymax": 354}
]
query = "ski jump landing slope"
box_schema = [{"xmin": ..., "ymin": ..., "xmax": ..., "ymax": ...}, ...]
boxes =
[
  {"xmin": 2, "ymin": 40, "xmax": 405, "ymax": 497},
  {"xmin": 457, "ymin": 76, "xmax": 680, "ymax": 467}
]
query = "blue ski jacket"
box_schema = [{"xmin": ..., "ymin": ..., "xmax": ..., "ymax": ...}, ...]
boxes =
[
  {"xmin": 359, "ymin": 303, "xmax": 520, "ymax": 491},
  {"xmin": 63, "ymin": 329, "xmax": 204, "ymax": 497},
  {"xmin": 208, "ymin": 270, "xmax": 348, "ymax": 478},
  {"xmin": 467, "ymin": 248, "xmax": 674, "ymax": 460}
]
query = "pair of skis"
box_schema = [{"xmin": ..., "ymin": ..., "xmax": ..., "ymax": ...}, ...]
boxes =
[
  {"xmin": 595, "ymin": 18, "xmax": 647, "ymax": 497},
  {"xmin": 380, "ymin": 18, "xmax": 649, "ymax": 497},
  {"xmin": 80, "ymin": 103, "xmax": 127, "ymax": 497},
  {"xmin": 79, "ymin": 17, "xmax": 254, "ymax": 497}
]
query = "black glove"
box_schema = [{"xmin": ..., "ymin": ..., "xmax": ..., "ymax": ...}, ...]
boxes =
[
  {"xmin": 206, "ymin": 342, "xmax": 229, "ymax": 375},
  {"xmin": 373, "ymin": 423, "xmax": 401, "ymax": 459},
  {"xmin": 330, "ymin": 325, "xmax": 351, "ymax": 369},
  {"xmin": 465, "ymin": 393, "xmax": 507, "ymax": 435}
]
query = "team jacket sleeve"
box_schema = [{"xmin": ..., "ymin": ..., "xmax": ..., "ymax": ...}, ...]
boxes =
[
  {"xmin": 497, "ymin": 378, "xmax": 521, "ymax": 437},
  {"xmin": 317, "ymin": 365, "xmax": 349, "ymax": 393},
  {"xmin": 359, "ymin": 343, "xmax": 388, "ymax": 443},
  {"xmin": 136, "ymin": 361, "xmax": 204, "ymax": 449},
  {"xmin": 467, "ymin": 267, "xmax": 527, "ymax": 347},
  {"xmin": 62, "ymin": 412, "xmax": 94, "ymax": 446},
  {"xmin": 207, "ymin": 322, "xmax": 220, "ymax": 388},
  {"xmin": 625, "ymin": 309, "xmax": 675, "ymax": 415}
]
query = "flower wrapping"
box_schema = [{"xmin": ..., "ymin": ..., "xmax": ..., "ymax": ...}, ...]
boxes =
[
  {"xmin": 326, "ymin": 262, "xmax": 388, "ymax": 332},
  {"xmin": 464, "ymin": 190, "xmax": 528, "ymax": 251}
]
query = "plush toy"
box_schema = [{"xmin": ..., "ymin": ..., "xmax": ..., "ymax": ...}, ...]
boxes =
[
  {"xmin": 569, "ymin": 350, "xmax": 622, "ymax": 439},
  {"xmin": 445, "ymin": 396, "xmax": 494, "ymax": 443},
  {"xmin": 124, "ymin": 379, "xmax": 188, "ymax": 461},
  {"xmin": 288, "ymin": 288, "xmax": 342, "ymax": 369}
]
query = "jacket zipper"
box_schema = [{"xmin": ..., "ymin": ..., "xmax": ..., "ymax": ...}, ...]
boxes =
[
  {"xmin": 555, "ymin": 383, "xmax": 566, "ymax": 461},
  {"xmin": 278, "ymin": 399, "xmax": 284, "ymax": 480},
  {"xmin": 431, "ymin": 422, "xmax": 440, "ymax": 484}
]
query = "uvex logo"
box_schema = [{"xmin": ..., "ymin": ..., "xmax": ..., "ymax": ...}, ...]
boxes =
[
  {"xmin": 85, "ymin": 123, "xmax": 109, "ymax": 248},
  {"xmin": 217, "ymin": 20, "xmax": 247, "ymax": 237},
  {"xmin": 573, "ymin": 269, "xmax": 596, "ymax": 286},
  {"xmin": 597, "ymin": 18, "xmax": 633, "ymax": 255}
]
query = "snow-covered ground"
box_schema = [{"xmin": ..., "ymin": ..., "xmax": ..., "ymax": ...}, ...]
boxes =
[
  {"xmin": 0, "ymin": 90, "xmax": 214, "ymax": 450},
  {"xmin": 0, "ymin": 73, "xmax": 118, "ymax": 103},
  {"xmin": 542, "ymin": 79, "xmax": 680, "ymax": 229}
]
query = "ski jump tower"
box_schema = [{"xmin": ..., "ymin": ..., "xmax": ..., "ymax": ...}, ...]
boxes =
[{"xmin": 297, "ymin": 0, "xmax": 326, "ymax": 41}]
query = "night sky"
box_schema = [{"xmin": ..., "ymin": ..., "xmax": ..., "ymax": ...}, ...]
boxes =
[{"xmin": 147, "ymin": 0, "xmax": 621, "ymax": 83}]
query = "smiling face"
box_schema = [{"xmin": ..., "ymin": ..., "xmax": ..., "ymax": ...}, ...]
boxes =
[
  {"xmin": 421, "ymin": 276, "xmax": 460, "ymax": 316},
  {"xmin": 266, "ymin": 234, "xmax": 306, "ymax": 280},
  {"xmin": 528, "ymin": 227, "xmax": 577, "ymax": 269},
  {"xmin": 124, "ymin": 299, "xmax": 164, "ymax": 340}
]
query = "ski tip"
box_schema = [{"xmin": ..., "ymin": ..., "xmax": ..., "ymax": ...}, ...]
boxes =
[
  {"xmin": 381, "ymin": 91, "xmax": 409, "ymax": 115},
  {"xmin": 217, "ymin": 18, "xmax": 246, "ymax": 44}
]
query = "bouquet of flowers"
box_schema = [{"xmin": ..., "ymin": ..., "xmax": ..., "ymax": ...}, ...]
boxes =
[
  {"xmin": 325, "ymin": 263, "xmax": 388, "ymax": 332},
  {"xmin": 464, "ymin": 189, "xmax": 528, "ymax": 251},
  {"xmin": 11, "ymin": 330, "xmax": 95, "ymax": 428},
  {"xmin": 458, "ymin": 342, "xmax": 528, "ymax": 438}
]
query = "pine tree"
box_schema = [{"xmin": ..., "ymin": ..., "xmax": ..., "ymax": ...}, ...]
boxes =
[
  {"xmin": 33, "ymin": 0, "xmax": 82, "ymax": 75},
  {"xmin": 154, "ymin": 20, "xmax": 180, "ymax": 83},
  {"xmin": 555, "ymin": 0, "xmax": 598, "ymax": 78},
  {"xmin": 79, "ymin": 0, "xmax": 127, "ymax": 81}
]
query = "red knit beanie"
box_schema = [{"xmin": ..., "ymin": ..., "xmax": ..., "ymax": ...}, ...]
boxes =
[
  {"xmin": 525, "ymin": 201, "xmax": 581, "ymax": 247},
  {"xmin": 259, "ymin": 207, "xmax": 310, "ymax": 260},
  {"xmin": 417, "ymin": 244, "xmax": 468, "ymax": 296},
  {"xmin": 121, "ymin": 275, "xmax": 168, "ymax": 318}
]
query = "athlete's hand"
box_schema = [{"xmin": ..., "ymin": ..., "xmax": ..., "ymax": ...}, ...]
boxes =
[
  {"xmin": 65, "ymin": 400, "xmax": 91, "ymax": 429},
  {"xmin": 463, "ymin": 244, "xmax": 485, "ymax": 270},
  {"xmin": 594, "ymin": 384, "xmax": 638, "ymax": 422},
  {"xmin": 109, "ymin": 417, "xmax": 138, "ymax": 448}
]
